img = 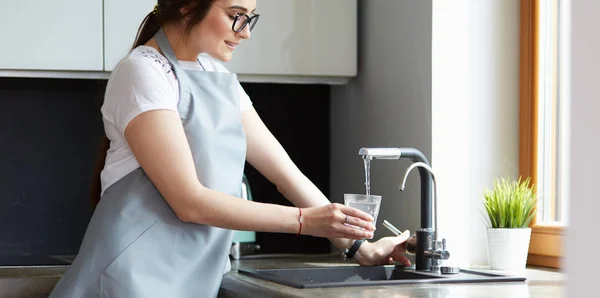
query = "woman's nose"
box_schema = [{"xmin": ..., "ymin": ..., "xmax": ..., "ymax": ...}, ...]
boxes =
[{"xmin": 238, "ymin": 25, "xmax": 252, "ymax": 39}]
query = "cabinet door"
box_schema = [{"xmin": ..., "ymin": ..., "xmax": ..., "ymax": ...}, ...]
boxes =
[
  {"xmin": 0, "ymin": 0, "xmax": 103, "ymax": 71},
  {"xmin": 224, "ymin": 0, "xmax": 357, "ymax": 77},
  {"xmin": 104, "ymin": 0, "xmax": 156, "ymax": 71}
]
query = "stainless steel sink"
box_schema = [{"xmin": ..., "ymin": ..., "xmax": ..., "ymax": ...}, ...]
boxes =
[{"xmin": 237, "ymin": 265, "xmax": 526, "ymax": 288}]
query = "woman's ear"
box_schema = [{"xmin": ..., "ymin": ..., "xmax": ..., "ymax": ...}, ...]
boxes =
[
  {"xmin": 179, "ymin": 3, "xmax": 197, "ymax": 25},
  {"xmin": 179, "ymin": 3, "xmax": 194, "ymax": 16}
]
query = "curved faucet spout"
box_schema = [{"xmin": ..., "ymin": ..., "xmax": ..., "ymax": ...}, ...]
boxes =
[
  {"xmin": 400, "ymin": 162, "xmax": 435, "ymax": 190},
  {"xmin": 399, "ymin": 162, "xmax": 438, "ymax": 237}
]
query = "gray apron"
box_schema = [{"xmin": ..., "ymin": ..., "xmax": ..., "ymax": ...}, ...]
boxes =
[{"xmin": 50, "ymin": 28, "xmax": 246, "ymax": 298}]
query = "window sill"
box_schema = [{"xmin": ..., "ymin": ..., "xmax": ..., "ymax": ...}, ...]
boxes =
[{"xmin": 527, "ymin": 224, "xmax": 566, "ymax": 269}]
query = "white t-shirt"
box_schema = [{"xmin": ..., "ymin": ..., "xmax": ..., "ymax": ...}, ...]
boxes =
[{"xmin": 100, "ymin": 46, "xmax": 252, "ymax": 195}]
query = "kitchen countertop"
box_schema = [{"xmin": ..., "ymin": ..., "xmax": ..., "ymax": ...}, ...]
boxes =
[
  {"xmin": 0, "ymin": 254, "xmax": 565, "ymax": 298},
  {"xmin": 0, "ymin": 266, "xmax": 64, "ymax": 298},
  {"xmin": 219, "ymin": 254, "xmax": 565, "ymax": 298}
]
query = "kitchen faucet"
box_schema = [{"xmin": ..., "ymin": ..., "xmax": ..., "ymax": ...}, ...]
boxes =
[
  {"xmin": 400, "ymin": 161, "xmax": 449, "ymax": 272},
  {"xmin": 358, "ymin": 147, "xmax": 450, "ymax": 272}
]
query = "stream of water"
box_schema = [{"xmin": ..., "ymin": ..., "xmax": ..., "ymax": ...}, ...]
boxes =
[{"xmin": 363, "ymin": 158, "xmax": 371, "ymax": 196}]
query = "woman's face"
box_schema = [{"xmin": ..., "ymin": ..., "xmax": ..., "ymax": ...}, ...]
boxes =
[{"xmin": 191, "ymin": 0, "xmax": 257, "ymax": 62}]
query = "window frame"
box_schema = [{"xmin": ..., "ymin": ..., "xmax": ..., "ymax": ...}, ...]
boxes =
[{"xmin": 519, "ymin": 0, "xmax": 565, "ymax": 269}]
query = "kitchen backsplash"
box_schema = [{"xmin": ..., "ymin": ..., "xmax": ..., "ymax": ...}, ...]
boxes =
[
  {"xmin": 0, "ymin": 78, "xmax": 105, "ymax": 256},
  {"xmin": 241, "ymin": 83, "xmax": 331, "ymax": 255},
  {"xmin": 0, "ymin": 77, "xmax": 331, "ymax": 258}
]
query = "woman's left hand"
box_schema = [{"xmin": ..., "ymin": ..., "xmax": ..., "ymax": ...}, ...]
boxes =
[{"xmin": 353, "ymin": 230, "xmax": 412, "ymax": 267}]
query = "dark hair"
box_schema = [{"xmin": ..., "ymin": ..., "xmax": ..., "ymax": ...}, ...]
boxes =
[
  {"xmin": 132, "ymin": 0, "xmax": 217, "ymax": 49},
  {"xmin": 89, "ymin": 0, "xmax": 216, "ymax": 209}
]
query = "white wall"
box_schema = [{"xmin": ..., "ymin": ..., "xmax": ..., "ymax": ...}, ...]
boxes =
[
  {"xmin": 566, "ymin": 0, "xmax": 600, "ymax": 296},
  {"xmin": 330, "ymin": 0, "xmax": 432, "ymax": 248},
  {"xmin": 432, "ymin": 0, "xmax": 520, "ymax": 267}
]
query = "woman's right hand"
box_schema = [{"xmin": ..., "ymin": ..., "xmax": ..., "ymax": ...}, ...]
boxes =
[{"xmin": 300, "ymin": 203, "xmax": 375, "ymax": 239}]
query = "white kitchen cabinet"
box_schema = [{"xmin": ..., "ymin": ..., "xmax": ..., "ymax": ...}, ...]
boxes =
[
  {"xmin": 0, "ymin": 0, "xmax": 103, "ymax": 71},
  {"xmin": 104, "ymin": 0, "xmax": 357, "ymax": 84},
  {"xmin": 1, "ymin": 0, "xmax": 356, "ymax": 84},
  {"xmin": 103, "ymin": 0, "xmax": 156, "ymax": 71},
  {"xmin": 224, "ymin": 0, "xmax": 357, "ymax": 84}
]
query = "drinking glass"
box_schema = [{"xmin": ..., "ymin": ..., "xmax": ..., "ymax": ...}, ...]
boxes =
[{"xmin": 344, "ymin": 194, "xmax": 382, "ymax": 231}]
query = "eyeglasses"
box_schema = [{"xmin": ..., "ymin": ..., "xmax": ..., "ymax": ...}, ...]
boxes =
[{"xmin": 232, "ymin": 13, "xmax": 260, "ymax": 33}]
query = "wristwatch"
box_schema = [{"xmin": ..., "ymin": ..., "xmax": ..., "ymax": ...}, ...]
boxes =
[{"xmin": 342, "ymin": 239, "xmax": 365, "ymax": 260}]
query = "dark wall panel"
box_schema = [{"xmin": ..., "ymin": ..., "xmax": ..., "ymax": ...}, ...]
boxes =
[
  {"xmin": 0, "ymin": 78, "xmax": 331, "ymax": 261},
  {"xmin": 242, "ymin": 83, "xmax": 331, "ymax": 255},
  {"xmin": 0, "ymin": 78, "xmax": 106, "ymax": 256}
]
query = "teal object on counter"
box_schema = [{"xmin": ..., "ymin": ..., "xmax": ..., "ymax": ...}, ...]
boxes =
[{"xmin": 232, "ymin": 174, "xmax": 256, "ymax": 243}]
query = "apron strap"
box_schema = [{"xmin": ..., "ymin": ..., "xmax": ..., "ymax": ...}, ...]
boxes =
[
  {"xmin": 154, "ymin": 28, "xmax": 191, "ymax": 110},
  {"xmin": 154, "ymin": 28, "xmax": 180, "ymax": 69}
]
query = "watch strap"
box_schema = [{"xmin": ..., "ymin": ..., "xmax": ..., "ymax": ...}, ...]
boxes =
[{"xmin": 343, "ymin": 239, "xmax": 365, "ymax": 260}]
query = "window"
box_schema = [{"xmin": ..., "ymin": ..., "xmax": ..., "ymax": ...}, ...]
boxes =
[
  {"xmin": 520, "ymin": 0, "xmax": 568, "ymax": 269},
  {"xmin": 537, "ymin": 0, "xmax": 569, "ymax": 225}
]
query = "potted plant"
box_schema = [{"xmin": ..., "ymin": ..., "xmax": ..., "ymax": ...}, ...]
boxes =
[{"xmin": 482, "ymin": 177, "xmax": 537, "ymax": 271}]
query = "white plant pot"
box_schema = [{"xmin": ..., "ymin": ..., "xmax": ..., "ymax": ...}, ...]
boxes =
[{"xmin": 486, "ymin": 228, "xmax": 532, "ymax": 271}]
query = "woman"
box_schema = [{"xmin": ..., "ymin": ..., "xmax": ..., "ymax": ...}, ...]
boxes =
[{"xmin": 50, "ymin": 0, "xmax": 411, "ymax": 297}]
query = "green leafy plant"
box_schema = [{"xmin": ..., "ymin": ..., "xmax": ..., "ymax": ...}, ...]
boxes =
[{"xmin": 482, "ymin": 177, "xmax": 537, "ymax": 229}]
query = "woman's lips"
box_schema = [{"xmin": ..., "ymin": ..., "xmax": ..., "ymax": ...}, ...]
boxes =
[{"xmin": 225, "ymin": 41, "xmax": 238, "ymax": 50}]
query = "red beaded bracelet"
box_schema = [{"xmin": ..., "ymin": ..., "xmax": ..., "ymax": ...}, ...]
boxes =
[{"xmin": 296, "ymin": 208, "xmax": 303, "ymax": 237}]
